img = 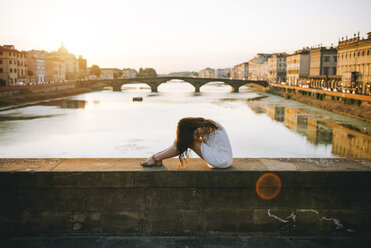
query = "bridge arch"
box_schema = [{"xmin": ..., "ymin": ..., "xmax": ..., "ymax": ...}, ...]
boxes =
[
  {"xmin": 109, "ymin": 78, "xmax": 164, "ymax": 92},
  {"xmin": 157, "ymin": 79, "xmax": 195, "ymax": 93},
  {"xmin": 193, "ymin": 80, "xmax": 234, "ymax": 93},
  {"xmin": 82, "ymin": 77, "xmax": 268, "ymax": 93}
]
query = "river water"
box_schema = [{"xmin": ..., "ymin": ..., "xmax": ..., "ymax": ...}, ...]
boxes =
[{"xmin": 0, "ymin": 80, "xmax": 370, "ymax": 158}]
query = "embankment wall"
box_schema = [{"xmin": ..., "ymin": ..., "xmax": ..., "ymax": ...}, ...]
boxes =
[{"xmin": 1, "ymin": 158, "xmax": 370, "ymax": 236}]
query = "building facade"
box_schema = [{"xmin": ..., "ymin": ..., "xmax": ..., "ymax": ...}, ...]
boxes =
[
  {"xmin": 337, "ymin": 32, "xmax": 371, "ymax": 95},
  {"xmin": 100, "ymin": 68, "xmax": 122, "ymax": 79},
  {"xmin": 26, "ymin": 50, "xmax": 47, "ymax": 84},
  {"xmin": 267, "ymin": 53, "xmax": 287, "ymax": 84},
  {"xmin": 215, "ymin": 68, "xmax": 231, "ymax": 78},
  {"xmin": 286, "ymin": 49, "xmax": 310, "ymax": 86},
  {"xmin": 0, "ymin": 45, "xmax": 30, "ymax": 86},
  {"xmin": 309, "ymin": 47, "xmax": 337, "ymax": 76},
  {"xmin": 78, "ymin": 55, "xmax": 87, "ymax": 79},
  {"xmin": 248, "ymin": 54, "xmax": 272, "ymax": 80},
  {"xmin": 46, "ymin": 56, "xmax": 66, "ymax": 83},
  {"xmin": 198, "ymin": 68, "xmax": 215, "ymax": 78},
  {"xmin": 122, "ymin": 69, "xmax": 137, "ymax": 78},
  {"xmin": 231, "ymin": 63, "xmax": 248, "ymax": 80},
  {"xmin": 53, "ymin": 43, "xmax": 79, "ymax": 80},
  {"xmin": 258, "ymin": 60, "xmax": 269, "ymax": 81}
]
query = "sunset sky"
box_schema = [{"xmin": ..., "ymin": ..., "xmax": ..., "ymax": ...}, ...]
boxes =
[{"xmin": 1, "ymin": 0, "xmax": 370, "ymax": 74}]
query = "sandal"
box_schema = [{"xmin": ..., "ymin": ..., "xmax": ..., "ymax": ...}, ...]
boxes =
[{"xmin": 140, "ymin": 155, "xmax": 163, "ymax": 167}]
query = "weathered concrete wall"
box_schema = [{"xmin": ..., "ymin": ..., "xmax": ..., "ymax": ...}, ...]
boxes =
[
  {"xmin": 0, "ymin": 158, "xmax": 370, "ymax": 236},
  {"xmin": 0, "ymin": 83, "xmax": 76, "ymax": 97},
  {"xmin": 27, "ymin": 84, "xmax": 75, "ymax": 93}
]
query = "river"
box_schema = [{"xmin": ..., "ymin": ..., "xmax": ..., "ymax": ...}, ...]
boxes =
[{"xmin": 0, "ymin": 80, "xmax": 370, "ymax": 158}]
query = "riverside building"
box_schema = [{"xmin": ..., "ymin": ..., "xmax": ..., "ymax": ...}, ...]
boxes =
[
  {"xmin": 198, "ymin": 68, "xmax": 215, "ymax": 78},
  {"xmin": 122, "ymin": 69, "xmax": 137, "ymax": 78},
  {"xmin": 267, "ymin": 53, "xmax": 287, "ymax": 84},
  {"xmin": 309, "ymin": 47, "xmax": 337, "ymax": 76},
  {"xmin": 0, "ymin": 45, "xmax": 30, "ymax": 86},
  {"xmin": 231, "ymin": 62, "xmax": 248, "ymax": 80},
  {"xmin": 248, "ymin": 54, "xmax": 272, "ymax": 80},
  {"xmin": 215, "ymin": 68, "xmax": 231, "ymax": 78},
  {"xmin": 258, "ymin": 60, "xmax": 269, "ymax": 81},
  {"xmin": 308, "ymin": 46, "xmax": 339, "ymax": 90},
  {"xmin": 337, "ymin": 32, "xmax": 371, "ymax": 95},
  {"xmin": 286, "ymin": 49, "xmax": 310, "ymax": 86},
  {"xmin": 46, "ymin": 56, "xmax": 66, "ymax": 83},
  {"xmin": 26, "ymin": 50, "xmax": 47, "ymax": 84},
  {"xmin": 51, "ymin": 43, "xmax": 80, "ymax": 81},
  {"xmin": 100, "ymin": 68, "xmax": 121, "ymax": 79},
  {"xmin": 78, "ymin": 55, "xmax": 87, "ymax": 79}
]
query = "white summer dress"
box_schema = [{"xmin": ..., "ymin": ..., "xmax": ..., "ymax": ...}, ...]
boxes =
[{"xmin": 200, "ymin": 123, "xmax": 233, "ymax": 168}]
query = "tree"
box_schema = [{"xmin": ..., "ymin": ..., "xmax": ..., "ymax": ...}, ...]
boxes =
[
  {"xmin": 90, "ymin": 65, "xmax": 101, "ymax": 77},
  {"xmin": 122, "ymin": 68, "xmax": 138, "ymax": 74},
  {"xmin": 113, "ymin": 70, "xmax": 123, "ymax": 79},
  {"xmin": 136, "ymin": 68, "xmax": 157, "ymax": 78}
]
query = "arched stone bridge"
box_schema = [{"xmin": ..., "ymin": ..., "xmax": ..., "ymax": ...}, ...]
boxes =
[{"xmin": 81, "ymin": 77, "xmax": 268, "ymax": 93}]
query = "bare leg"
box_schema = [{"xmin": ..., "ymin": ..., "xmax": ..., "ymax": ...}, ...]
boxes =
[
  {"xmin": 154, "ymin": 142, "xmax": 179, "ymax": 161},
  {"xmin": 141, "ymin": 140, "xmax": 203, "ymax": 166},
  {"xmin": 190, "ymin": 140, "xmax": 203, "ymax": 158},
  {"xmin": 141, "ymin": 140, "xmax": 178, "ymax": 166}
]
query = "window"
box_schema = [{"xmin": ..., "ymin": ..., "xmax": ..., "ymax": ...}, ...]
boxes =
[
  {"xmin": 324, "ymin": 67, "xmax": 329, "ymax": 75},
  {"xmin": 358, "ymin": 52, "xmax": 360, "ymax": 56},
  {"xmin": 324, "ymin": 56, "xmax": 330, "ymax": 62},
  {"xmin": 332, "ymin": 67, "xmax": 336, "ymax": 75},
  {"xmin": 362, "ymin": 51, "xmax": 365, "ymax": 56},
  {"xmin": 0, "ymin": 60, "xmax": 2, "ymax": 64},
  {"xmin": 0, "ymin": 68, "xmax": 2, "ymax": 73},
  {"xmin": 368, "ymin": 50, "xmax": 370, "ymax": 56},
  {"xmin": 0, "ymin": 51, "xmax": 2, "ymax": 55},
  {"xmin": 10, "ymin": 68, "xmax": 12, "ymax": 73},
  {"xmin": 334, "ymin": 56, "xmax": 337, "ymax": 62},
  {"xmin": 9, "ymin": 60, "xmax": 12, "ymax": 64},
  {"xmin": 14, "ymin": 68, "xmax": 17, "ymax": 73}
]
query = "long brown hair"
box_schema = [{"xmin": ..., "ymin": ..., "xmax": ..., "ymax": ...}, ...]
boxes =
[{"xmin": 176, "ymin": 117, "xmax": 219, "ymax": 165}]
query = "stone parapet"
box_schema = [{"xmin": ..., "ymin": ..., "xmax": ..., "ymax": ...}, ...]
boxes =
[{"xmin": 0, "ymin": 158, "xmax": 370, "ymax": 236}]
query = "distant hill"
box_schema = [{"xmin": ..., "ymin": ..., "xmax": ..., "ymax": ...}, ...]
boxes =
[{"xmin": 167, "ymin": 71, "xmax": 198, "ymax": 77}]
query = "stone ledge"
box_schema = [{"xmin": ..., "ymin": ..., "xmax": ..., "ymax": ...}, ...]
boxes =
[
  {"xmin": 1, "ymin": 158, "xmax": 371, "ymax": 236},
  {"xmin": 0, "ymin": 158, "xmax": 370, "ymax": 172}
]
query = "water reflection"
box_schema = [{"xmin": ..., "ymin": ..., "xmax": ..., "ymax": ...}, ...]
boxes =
[
  {"xmin": 249, "ymin": 103, "xmax": 370, "ymax": 158},
  {"xmin": 40, "ymin": 99, "xmax": 89, "ymax": 109},
  {"xmin": 0, "ymin": 114, "xmax": 59, "ymax": 121},
  {"xmin": 0, "ymin": 81, "xmax": 370, "ymax": 158}
]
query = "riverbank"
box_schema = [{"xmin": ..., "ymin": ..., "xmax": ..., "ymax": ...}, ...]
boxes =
[
  {"xmin": 267, "ymin": 86, "xmax": 371, "ymax": 122},
  {"xmin": 0, "ymin": 87, "xmax": 93, "ymax": 110}
]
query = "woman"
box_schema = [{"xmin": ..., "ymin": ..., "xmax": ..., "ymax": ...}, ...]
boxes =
[{"xmin": 140, "ymin": 117, "xmax": 233, "ymax": 168}]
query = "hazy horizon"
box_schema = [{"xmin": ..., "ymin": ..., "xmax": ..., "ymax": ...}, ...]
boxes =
[{"xmin": 1, "ymin": 0, "xmax": 370, "ymax": 74}]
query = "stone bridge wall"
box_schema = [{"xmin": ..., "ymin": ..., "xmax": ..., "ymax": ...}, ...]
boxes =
[
  {"xmin": 88, "ymin": 77, "xmax": 268, "ymax": 93},
  {"xmin": 1, "ymin": 158, "xmax": 370, "ymax": 236}
]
